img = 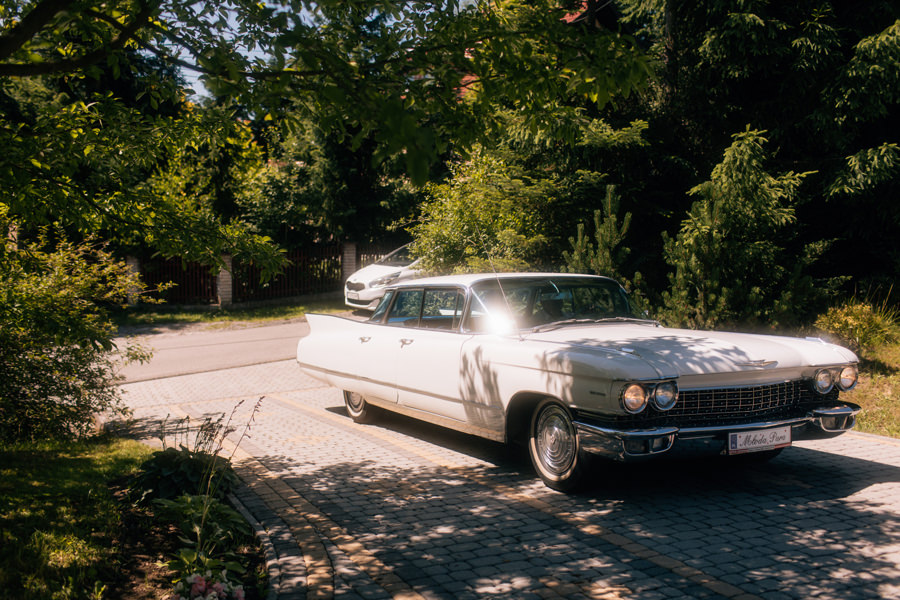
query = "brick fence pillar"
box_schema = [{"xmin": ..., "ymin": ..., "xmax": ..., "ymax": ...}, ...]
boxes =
[
  {"xmin": 217, "ymin": 255, "xmax": 233, "ymax": 306},
  {"xmin": 342, "ymin": 242, "xmax": 357, "ymax": 282},
  {"xmin": 7, "ymin": 223, "xmax": 17, "ymax": 251},
  {"xmin": 125, "ymin": 255, "xmax": 141, "ymax": 305}
]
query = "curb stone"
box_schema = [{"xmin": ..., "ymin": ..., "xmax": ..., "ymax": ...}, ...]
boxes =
[{"xmin": 229, "ymin": 489, "xmax": 285, "ymax": 600}]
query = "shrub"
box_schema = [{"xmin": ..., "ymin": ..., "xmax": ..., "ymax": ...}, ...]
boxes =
[
  {"xmin": 155, "ymin": 494, "xmax": 252, "ymax": 562},
  {"xmin": 815, "ymin": 299, "xmax": 898, "ymax": 353},
  {"xmin": 409, "ymin": 148, "xmax": 553, "ymax": 274},
  {"xmin": 129, "ymin": 446, "xmax": 240, "ymax": 504},
  {"xmin": 127, "ymin": 400, "xmax": 264, "ymax": 598},
  {"xmin": 0, "ymin": 222, "xmax": 150, "ymax": 442},
  {"xmin": 129, "ymin": 413, "xmax": 244, "ymax": 504}
]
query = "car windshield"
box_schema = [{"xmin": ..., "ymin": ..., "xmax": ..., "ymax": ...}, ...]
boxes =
[
  {"xmin": 376, "ymin": 245, "xmax": 414, "ymax": 267},
  {"xmin": 466, "ymin": 277, "xmax": 640, "ymax": 333}
]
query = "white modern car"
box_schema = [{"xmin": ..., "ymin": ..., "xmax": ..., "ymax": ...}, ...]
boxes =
[
  {"xmin": 343, "ymin": 244, "xmax": 421, "ymax": 310},
  {"xmin": 300, "ymin": 273, "xmax": 861, "ymax": 491}
]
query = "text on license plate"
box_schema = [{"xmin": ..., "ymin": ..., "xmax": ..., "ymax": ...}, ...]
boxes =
[{"xmin": 728, "ymin": 426, "xmax": 791, "ymax": 454}]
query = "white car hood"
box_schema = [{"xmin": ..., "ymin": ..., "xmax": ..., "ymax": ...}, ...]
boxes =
[
  {"xmin": 524, "ymin": 323, "xmax": 857, "ymax": 378},
  {"xmin": 346, "ymin": 263, "xmax": 409, "ymax": 285}
]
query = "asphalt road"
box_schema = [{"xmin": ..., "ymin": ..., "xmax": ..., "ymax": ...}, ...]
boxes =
[
  {"xmin": 118, "ymin": 321, "xmax": 900, "ymax": 600},
  {"xmin": 114, "ymin": 319, "xmax": 311, "ymax": 382}
]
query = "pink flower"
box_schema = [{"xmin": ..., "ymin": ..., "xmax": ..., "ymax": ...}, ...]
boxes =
[
  {"xmin": 233, "ymin": 586, "xmax": 245, "ymax": 600},
  {"xmin": 211, "ymin": 581, "xmax": 226, "ymax": 598},
  {"xmin": 190, "ymin": 576, "xmax": 208, "ymax": 597}
]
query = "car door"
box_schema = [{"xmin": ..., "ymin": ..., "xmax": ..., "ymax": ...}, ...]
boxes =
[
  {"xmin": 394, "ymin": 288, "xmax": 472, "ymax": 422},
  {"xmin": 344, "ymin": 318, "xmax": 404, "ymax": 404}
]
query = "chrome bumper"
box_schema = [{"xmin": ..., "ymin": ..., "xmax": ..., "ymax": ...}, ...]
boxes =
[{"xmin": 574, "ymin": 403, "xmax": 861, "ymax": 460}]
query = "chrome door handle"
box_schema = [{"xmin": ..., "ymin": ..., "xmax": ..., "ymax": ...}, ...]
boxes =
[{"xmin": 359, "ymin": 336, "xmax": 371, "ymax": 343}]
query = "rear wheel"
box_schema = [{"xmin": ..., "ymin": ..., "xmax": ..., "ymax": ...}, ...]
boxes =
[
  {"xmin": 343, "ymin": 390, "xmax": 376, "ymax": 424},
  {"xmin": 528, "ymin": 399, "xmax": 586, "ymax": 492}
]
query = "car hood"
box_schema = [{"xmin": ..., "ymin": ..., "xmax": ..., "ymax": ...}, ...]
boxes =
[
  {"xmin": 346, "ymin": 263, "xmax": 412, "ymax": 285},
  {"xmin": 523, "ymin": 322, "xmax": 857, "ymax": 379}
]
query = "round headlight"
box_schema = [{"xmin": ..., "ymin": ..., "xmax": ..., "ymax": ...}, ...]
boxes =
[
  {"xmin": 814, "ymin": 369, "xmax": 834, "ymax": 394},
  {"xmin": 838, "ymin": 365, "xmax": 858, "ymax": 391},
  {"xmin": 653, "ymin": 381, "xmax": 679, "ymax": 411},
  {"xmin": 622, "ymin": 384, "xmax": 648, "ymax": 413}
]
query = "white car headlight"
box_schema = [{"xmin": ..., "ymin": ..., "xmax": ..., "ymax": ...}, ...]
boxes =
[
  {"xmin": 653, "ymin": 381, "xmax": 678, "ymax": 411},
  {"xmin": 371, "ymin": 271, "xmax": 401, "ymax": 287},
  {"xmin": 622, "ymin": 384, "xmax": 648, "ymax": 414},
  {"xmin": 838, "ymin": 365, "xmax": 858, "ymax": 391},
  {"xmin": 814, "ymin": 369, "xmax": 834, "ymax": 394}
]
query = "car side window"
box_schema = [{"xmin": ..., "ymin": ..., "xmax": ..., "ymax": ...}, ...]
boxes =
[
  {"xmin": 369, "ymin": 290, "xmax": 395, "ymax": 323},
  {"xmin": 421, "ymin": 289, "xmax": 465, "ymax": 330},
  {"xmin": 386, "ymin": 289, "xmax": 423, "ymax": 327}
]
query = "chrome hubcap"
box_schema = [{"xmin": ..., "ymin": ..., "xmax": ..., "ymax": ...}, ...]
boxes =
[
  {"xmin": 346, "ymin": 392, "xmax": 364, "ymax": 413},
  {"xmin": 536, "ymin": 406, "xmax": 576, "ymax": 474}
]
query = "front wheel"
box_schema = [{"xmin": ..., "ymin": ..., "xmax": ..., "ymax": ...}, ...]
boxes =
[
  {"xmin": 343, "ymin": 390, "xmax": 376, "ymax": 424},
  {"xmin": 528, "ymin": 399, "xmax": 586, "ymax": 492}
]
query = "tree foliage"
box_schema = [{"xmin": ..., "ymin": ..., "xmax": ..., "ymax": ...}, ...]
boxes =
[
  {"xmin": 563, "ymin": 185, "xmax": 632, "ymax": 281},
  {"xmin": 409, "ymin": 148, "xmax": 555, "ymax": 274},
  {"xmin": 659, "ymin": 129, "xmax": 815, "ymax": 329},
  {"xmin": 0, "ymin": 218, "xmax": 150, "ymax": 441},
  {"xmin": 237, "ymin": 117, "xmax": 423, "ymax": 246}
]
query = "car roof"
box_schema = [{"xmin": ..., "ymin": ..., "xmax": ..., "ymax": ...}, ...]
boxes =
[{"xmin": 388, "ymin": 272, "xmax": 620, "ymax": 290}]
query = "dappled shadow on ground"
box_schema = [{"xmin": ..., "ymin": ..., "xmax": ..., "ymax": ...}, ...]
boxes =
[
  {"xmin": 323, "ymin": 405, "xmax": 526, "ymax": 468},
  {"xmin": 122, "ymin": 402, "xmax": 900, "ymax": 598},
  {"xmin": 254, "ymin": 412, "xmax": 900, "ymax": 599}
]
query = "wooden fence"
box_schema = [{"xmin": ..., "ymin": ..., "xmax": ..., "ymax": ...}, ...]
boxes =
[
  {"xmin": 136, "ymin": 242, "xmax": 398, "ymax": 305},
  {"xmin": 233, "ymin": 244, "xmax": 343, "ymax": 303},
  {"xmin": 140, "ymin": 257, "xmax": 218, "ymax": 305}
]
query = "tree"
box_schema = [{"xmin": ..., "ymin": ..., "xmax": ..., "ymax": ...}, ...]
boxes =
[
  {"xmin": 1, "ymin": 0, "xmax": 651, "ymax": 181},
  {"xmin": 238, "ymin": 116, "xmax": 423, "ymax": 246},
  {"xmin": 563, "ymin": 185, "xmax": 632, "ymax": 280},
  {"xmin": 616, "ymin": 0, "xmax": 900, "ymax": 291},
  {"xmin": 409, "ymin": 147, "xmax": 555, "ymax": 274},
  {"xmin": 1, "ymin": 1, "xmax": 651, "ymax": 439},
  {"xmin": 659, "ymin": 129, "xmax": 814, "ymax": 329}
]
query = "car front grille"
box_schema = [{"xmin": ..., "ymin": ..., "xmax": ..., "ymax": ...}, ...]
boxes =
[
  {"xmin": 593, "ymin": 381, "xmax": 840, "ymax": 430},
  {"xmin": 346, "ymin": 281, "xmax": 365, "ymax": 291}
]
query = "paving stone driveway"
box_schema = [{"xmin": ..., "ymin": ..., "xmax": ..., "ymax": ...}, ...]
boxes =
[{"xmin": 121, "ymin": 360, "xmax": 900, "ymax": 600}]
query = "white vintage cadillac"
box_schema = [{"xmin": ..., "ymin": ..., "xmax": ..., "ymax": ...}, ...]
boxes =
[{"xmin": 296, "ymin": 273, "xmax": 861, "ymax": 491}]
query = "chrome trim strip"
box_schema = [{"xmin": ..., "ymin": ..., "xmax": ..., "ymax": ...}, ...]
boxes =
[
  {"xmin": 574, "ymin": 421, "xmax": 679, "ymax": 440},
  {"xmin": 296, "ymin": 361, "xmax": 395, "ymax": 390},
  {"xmin": 677, "ymin": 417, "xmax": 811, "ymax": 436}
]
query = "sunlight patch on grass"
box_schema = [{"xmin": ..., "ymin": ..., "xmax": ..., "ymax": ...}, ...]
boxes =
[
  {"xmin": 0, "ymin": 438, "xmax": 152, "ymax": 600},
  {"xmin": 114, "ymin": 297, "xmax": 348, "ymax": 328},
  {"xmin": 852, "ymin": 342, "xmax": 900, "ymax": 439}
]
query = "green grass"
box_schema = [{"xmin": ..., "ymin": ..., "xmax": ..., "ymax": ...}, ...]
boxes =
[
  {"xmin": 113, "ymin": 297, "xmax": 349, "ymax": 329},
  {"xmin": 0, "ymin": 437, "xmax": 152, "ymax": 600},
  {"xmin": 854, "ymin": 342, "xmax": 900, "ymax": 438}
]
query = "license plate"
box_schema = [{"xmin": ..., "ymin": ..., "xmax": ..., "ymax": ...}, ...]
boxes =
[
  {"xmin": 347, "ymin": 291, "xmax": 360, "ymax": 300},
  {"xmin": 728, "ymin": 426, "xmax": 791, "ymax": 454}
]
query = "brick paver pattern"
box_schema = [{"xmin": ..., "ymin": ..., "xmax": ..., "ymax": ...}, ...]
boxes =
[{"xmin": 121, "ymin": 360, "xmax": 900, "ymax": 600}]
